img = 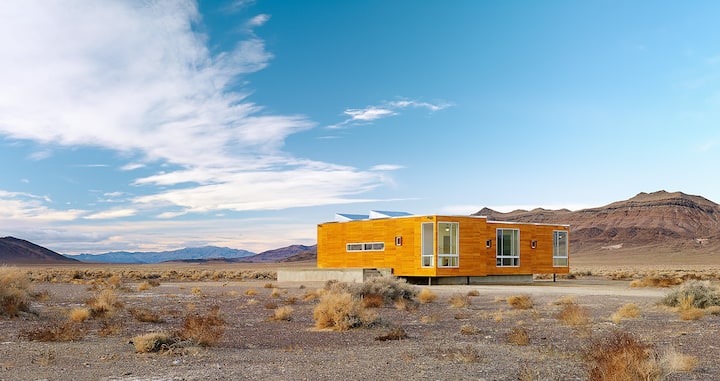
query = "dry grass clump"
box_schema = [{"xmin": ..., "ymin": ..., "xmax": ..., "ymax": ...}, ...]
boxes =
[
  {"xmin": 584, "ymin": 330, "xmax": 664, "ymax": 381},
  {"xmin": 553, "ymin": 295, "xmax": 576, "ymax": 305},
  {"xmin": 557, "ymin": 302, "xmax": 591, "ymax": 326},
  {"xmin": 270, "ymin": 306, "xmax": 294, "ymax": 321},
  {"xmin": 21, "ymin": 322, "xmax": 85, "ymax": 342},
  {"xmin": 507, "ymin": 327, "xmax": 530, "ymax": 346},
  {"xmin": 460, "ymin": 324, "xmax": 480, "ymax": 335},
  {"xmin": 131, "ymin": 332, "xmax": 176, "ymax": 353},
  {"xmin": 611, "ymin": 303, "xmax": 640, "ymax": 323},
  {"xmin": 264, "ymin": 282, "xmax": 275, "ymax": 289},
  {"xmin": 507, "ymin": 295, "xmax": 533, "ymax": 310},
  {"xmin": 68, "ymin": 307, "xmax": 91, "ymax": 322},
  {"xmin": 417, "ymin": 288, "xmax": 438, "ymax": 304},
  {"xmin": 467, "ymin": 289, "xmax": 480, "ymax": 297},
  {"xmin": 661, "ymin": 280, "xmax": 720, "ymax": 309},
  {"xmin": 87, "ymin": 288, "xmax": 122, "ymax": 318},
  {"xmin": 313, "ymin": 290, "xmax": 378, "ymax": 331},
  {"xmin": 0, "ymin": 266, "xmax": 32, "ymax": 317},
  {"xmin": 375, "ymin": 327, "xmax": 407, "ymax": 341},
  {"xmin": 350, "ymin": 275, "xmax": 418, "ymax": 305},
  {"xmin": 448, "ymin": 294, "xmax": 471, "ymax": 308},
  {"xmin": 361, "ymin": 294, "xmax": 385, "ymax": 308},
  {"xmin": 178, "ymin": 306, "xmax": 225, "ymax": 346},
  {"xmin": 129, "ymin": 308, "xmax": 164, "ymax": 323},
  {"xmin": 660, "ymin": 348, "xmax": 698, "ymax": 372},
  {"xmin": 630, "ymin": 275, "xmax": 683, "ymax": 288},
  {"xmin": 441, "ymin": 345, "xmax": 481, "ymax": 363},
  {"xmin": 244, "ymin": 288, "xmax": 257, "ymax": 296},
  {"xmin": 678, "ymin": 295, "xmax": 704, "ymax": 321}
]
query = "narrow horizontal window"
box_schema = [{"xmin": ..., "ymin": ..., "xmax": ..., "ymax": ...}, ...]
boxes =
[{"xmin": 346, "ymin": 242, "xmax": 385, "ymax": 252}]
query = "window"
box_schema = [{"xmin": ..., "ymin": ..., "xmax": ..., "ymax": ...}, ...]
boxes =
[
  {"xmin": 553, "ymin": 231, "xmax": 568, "ymax": 267},
  {"xmin": 346, "ymin": 242, "xmax": 384, "ymax": 252},
  {"xmin": 421, "ymin": 223, "xmax": 434, "ymax": 267},
  {"xmin": 496, "ymin": 228, "xmax": 519, "ymax": 267},
  {"xmin": 438, "ymin": 222, "xmax": 459, "ymax": 267}
]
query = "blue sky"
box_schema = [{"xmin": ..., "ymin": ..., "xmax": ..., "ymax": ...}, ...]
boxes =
[{"xmin": 1, "ymin": 1, "xmax": 719, "ymax": 254}]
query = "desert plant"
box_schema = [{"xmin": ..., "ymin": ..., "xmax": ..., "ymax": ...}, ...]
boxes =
[
  {"xmin": 417, "ymin": 288, "xmax": 437, "ymax": 304},
  {"xmin": 611, "ymin": 303, "xmax": 640, "ymax": 323},
  {"xmin": 131, "ymin": 332, "xmax": 175, "ymax": 353},
  {"xmin": 375, "ymin": 327, "xmax": 407, "ymax": 341},
  {"xmin": 507, "ymin": 295, "xmax": 533, "ymax": 310},
  {"xmin": 361, "ymin": 294, "xmax": 385, "ymax": 308},
  {"xmin": 442, "ymin": 345, "xmax": 481, "ymax": 363},
  {"xmin": 129, "ymin": 308, "xmax": 164, "ymax": 323},
  {"xmin": 678, "ymin": 295, "xmax": 704, "ymax": 321},
  {"xmin": 0, "ymin": 266, "xmax": 32, "ymax": 317},
  {"xmin": 244, "ymin": 288, "xmax": 257, "ymax": 296},
  {"xmin": 313, "ymin": 290, "xmax": 378, "ymax": 331},
  {"xmin": 661, "ymin": 280, "xmax": 720, "ymax": 309},
  {"xmin": 264, "ymin": 282, "xmax": 275, "ymax": 289},
  {"xmin": 21, "ymin": 322, "xmax": 84, "ymax": 342},
  {"xmin": 507, "ymin": 327, "xmax": 530, "ymax": 346},
  {"xmin": 467, "ymin": 289, "xmax": 480, "ymax": 297},
  {"xmin": 448, "ymin": 294, "xmax": 471, "ymax": 308},
  {"xmin": 137, "ymin": 281, "xmax": 152, "ymax": 291},
  {"xmin": 87, "ymin": 288, "xmax": 121, "ymax": 318},
  {"xmin": 191, "ymin": 287, "xmax": 202, "ymax": 296},
  {"xmin": 350, "ymin": 275, "xmax": 418, "ymax": 305},
  {"xmin": 178, "ymin": 306, "xmax": 225, "ymax": 346},
  {"xmin": 68, "ymin": 307, "xmax": 91, "ymax": 323},
  {"xmin": 557, "ymin": 302, "xmax": 591, "ymax": 326},
  {"xmin": 660, "ymin": 348, "xmax": 698, "ymax": 372},
  {"xmin": 584, "ymin": 330, "xmax": 664, "ymax": 381},
  {"xmin": 460, "ymin": 324, "xmax": 480, "ymax": 335},
  {"xmin": 271, "ymin": 306, "xmax": 294, "ymax": 321}
]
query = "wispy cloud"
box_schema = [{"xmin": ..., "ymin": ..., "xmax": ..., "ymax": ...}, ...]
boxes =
[
  {"xmin": 0, "ymin": 191, "xmax": 85, "ymax": 222},
  {"xmin": 370, "ymin": 164, "xmax": 404, "ymax": 171},
  {"xmin": 328, "ymin": 99, "xmax": 450, "ymax": 129},
  {"xmin": 0, "ymin": 1, "xmax": 390, "ymax": 221}
]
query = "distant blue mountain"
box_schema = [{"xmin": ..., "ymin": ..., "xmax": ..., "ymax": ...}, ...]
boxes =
[{"xmin": 64, "ymin": 246, "xmax": 256, "ymax": 264}]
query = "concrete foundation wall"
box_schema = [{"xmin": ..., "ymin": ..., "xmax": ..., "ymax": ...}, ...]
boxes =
[
  {"xmin": 277, "ymin": 268, "xmax": 392, "ymax": 283},
  {"xmin": 405, "ymin": 274, "xmax": 534, "ymax": 285}
]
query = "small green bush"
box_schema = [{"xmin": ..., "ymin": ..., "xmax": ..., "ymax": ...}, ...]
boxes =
[{"xmin": 661, "ymin": 280, "xmax": 720, "ymax": 309}]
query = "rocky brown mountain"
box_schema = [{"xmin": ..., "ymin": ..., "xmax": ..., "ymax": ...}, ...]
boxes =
[
  {"xmin": 475, "ymin": 190, "xmax": 720, "ymax": 255},
  {"xmin": 0, "ymin": 236, "xmax": 79, "ymax": 264}
]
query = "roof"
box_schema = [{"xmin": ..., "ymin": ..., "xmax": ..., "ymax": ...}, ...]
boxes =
[{"xmin": 369, "ymin": 210, "xmax": 413, "ymax": 219}]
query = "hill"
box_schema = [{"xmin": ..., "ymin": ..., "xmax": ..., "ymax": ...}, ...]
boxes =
[
  {"xmin": 475, "ymin": 190, "xmax": 720, "ymax": 257},
  {"xmin": 0, "ymin": 237, "xmax": 79, "ymax": 264},
  {"xmin": 66, "ymin": 246, "xmax": 255, "ymax": 264},
  {"xmin": 240, "ymin": 244, "xmax": 317, "ymax": 263}
]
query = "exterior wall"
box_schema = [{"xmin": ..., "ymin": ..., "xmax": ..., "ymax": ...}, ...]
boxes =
[{"xmin": 317, "ymin": 215, "xmax": 569, "ymax": 277}]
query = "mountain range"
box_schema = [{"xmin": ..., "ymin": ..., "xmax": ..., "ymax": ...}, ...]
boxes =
[
  {"xmin": 66, "ymin": 246, "xmax": 255, "ymax": 264},
  {"xmin": 0, "ymin": 237, "xmax": 79, "ymax": 264},
  {"xmin": 475, "ymin": 190, "xmax": 720, "ymax": 256}
]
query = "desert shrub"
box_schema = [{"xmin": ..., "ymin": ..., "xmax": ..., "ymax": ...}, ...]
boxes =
[
  {"xmin": 191, "ymin": 287, "xmax": 202, "ymax": 296},
  {"xmin": 285, "ymin": 296, "xmax": 299, "ymax": 305},
  {"xmin": 584, "ymin": 330, "xmax": 664, "ymax": 381},
  {"xmin": 507, "ymin": 295, "xmax": 533, "ymax": 310},
  {"xmin": 441, "ymin": 345, "xmax": 481, "ymax": 363},
  {"xmin": 460, "ymin": 324, "xmax": 480, "ymax": 335},
  {"xmin": 270, "ymin": 288, "xmax": 282, "ymax": 298},
  {"xmin": 137, "ymin": 281, "xmax": 152, "ymax": 291},
  {"xmin": 271, "ymin": 306, "xmax": 294, "ymax": 321},
  {"xmin": 661, "ymin": 280, "xmax": 720, "ymax": 309},
  {"xmin": 361, "ymin": 294, "xmax": 385, "ymax": 308},
  {"xmin": 417, "ymin": 288, "xmax": 437, "ymax": 304},
  {"xmin": 467, "ymin": 289, "xmax": 480, "ymax": 297},
  {"xmin": 107, "ymin": 275, "xmax": 122, "ymax": 288},
  {"xmin": 313, "ymin": 290, "xmax": 378, "ymax": 331},
  {"xmin": 557, "ymin": 302, "xmax": 591, "ymax": 326},
  {"xmin": 661, "ymin": 348, "xmax": 698, "ymax": 372},
  {"xmin": 264, "ymin": 282, "xmax": 275, "ymax": 289},
  {"xmin": 131, "ymin": 332, "xmax": 175, "ymax": 353},
  {"xmin": 350, "ymin": 275, "xmax": 418, "ymax": 305},
  {"xmin": 553, "ymin": 295, "xmax": 577, "ymax": 305},
  {"xmin": 375, "ymin": 327, "xmax": 407, "ymax": 341},
  {"xmin": 263, "ymin": 301, "xmax": 278, "ymax": 309},
  {"xmin": 611, "ymin": 303, "xmax": 640, "ymax": 323},
  {"xmin": 21, "ymin": 322, "xmax": 84, "ymax": 342},
  {"xmin": 244, "ymin": 288, "xmax": 257, "ymax": 296},
  {"xmin": 448, "ymin": 294, "xmax": 471, "ymax": 308},
  {"xmin": 678, "ymin": 295, "xmax": 704, "ymax": 321},
  {"xmin": 420, "ymin": 315, "xmax": 439, "ymax": 324},
  {"xmin": 630, "ymin": 275, "xmax": 683, "ymax": 288},
  {"xmin": 87, "ymin": 288, "xmax": 122, "ymax": 318},
  {"xmin": 393, "ymin": 297, "xmax": 417, "ymax": 311},
  {"xmin": 507, "ymin": 327, "xmax": 530, "ymax": 346},
  {"xmin": 0, "ymin": 266, "xmax": 32, "ymax": 317},
  {"xmin": 69, "ymin": 307, "xmax": 91, "ymax": 322},
  {"xmin": 129, "ymin": 308, "xmax": 164, "ymax": 323},
  {"xmin": 178, "ymin": 306, "xmax": 225, "ymax": 346}
]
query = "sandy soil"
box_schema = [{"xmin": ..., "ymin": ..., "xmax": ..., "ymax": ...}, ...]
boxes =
[{"xmin": 1, "ymin": 276, "xmax": 718, "ymax": 381}]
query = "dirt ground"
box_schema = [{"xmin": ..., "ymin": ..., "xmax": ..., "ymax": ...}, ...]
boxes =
[{"xmin": 1, "ymin": 274, "xmax": 719, "ymax": 381}]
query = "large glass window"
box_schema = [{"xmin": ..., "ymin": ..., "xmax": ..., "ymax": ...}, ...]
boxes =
[
  {"xmin": 421, "ymin": 222, "xmax": 434, "ymax": 267},
  {"xmin": 438, "ymin": 222, "xmax": 459, "ymax": 267},
  {"xmin": 553, "ymin": 231, "xmax": 568, "ymax": 267},
  {"xmin": 496, "ymin": 228, "xmax": 520, "ymax": 267}
]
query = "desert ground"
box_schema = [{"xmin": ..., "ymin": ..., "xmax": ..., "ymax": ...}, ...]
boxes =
[{"xmin": 1, "ymin": 261, "xmax": 720, "ymax": 381}]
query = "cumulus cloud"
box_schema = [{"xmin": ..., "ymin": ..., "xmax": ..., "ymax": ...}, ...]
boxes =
[
  {"xmin": 0, "ymin": 1, "xmax": 389, "ymax": 221},
  {"xmin": 328, "ymin": 99, "xmax": 450, "ymax": 129}
]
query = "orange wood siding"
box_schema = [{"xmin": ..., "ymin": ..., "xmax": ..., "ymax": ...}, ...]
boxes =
[{"xmin": 317, "ymin": 215, "xmax": 569, "ymax": 276}]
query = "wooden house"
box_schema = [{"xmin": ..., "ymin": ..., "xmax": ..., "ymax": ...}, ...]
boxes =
[{"xmin": 317, "ymin": 211, "xmax": 569, "ymax": 284}]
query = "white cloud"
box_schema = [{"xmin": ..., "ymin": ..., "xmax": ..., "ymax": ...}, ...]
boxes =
[
  {"xmin": 248, "ymin": 14, "xmax": 270, "ymax": 27},
  {"xmin": 370, "ymin": 164, "xmax": 404, "ymax": 171},
  {"xmin": 329, "ymin": 99, "xmax": 450, "ymax": 129},
  {"xmin": 0, "ymin": 191, "xmax": 85, "ymax": 222},
  {"xmin": 0, "ymin": 1, "xmax": 388, "ymax": 219}
]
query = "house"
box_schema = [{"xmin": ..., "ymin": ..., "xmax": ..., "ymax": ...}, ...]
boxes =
[{"xmin": 316, "ymin": 211, "xmax": 569, "ymax": 284}]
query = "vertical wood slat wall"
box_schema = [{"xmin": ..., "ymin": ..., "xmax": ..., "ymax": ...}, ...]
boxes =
[{"xmin": 317, "ymin": 216, "xmax": 569, "ymax": 277}]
